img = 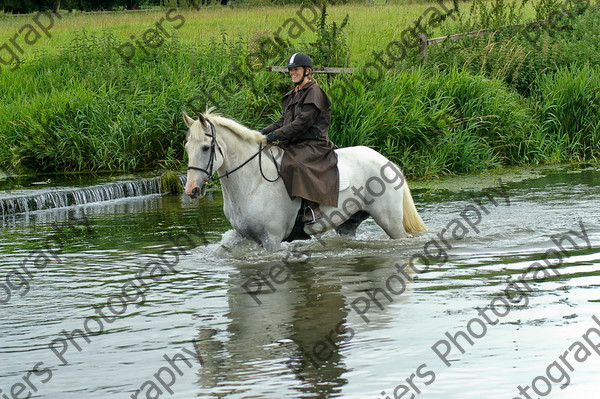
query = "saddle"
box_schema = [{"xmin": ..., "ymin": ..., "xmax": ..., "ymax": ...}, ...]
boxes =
[{"xmin": 282, "ymin": 161, "xmax": 351, "ymax": 242}]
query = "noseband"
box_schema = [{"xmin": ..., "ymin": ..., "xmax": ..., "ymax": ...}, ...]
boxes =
[{"xmin": 187, "ymin": 119, "xmax": 279, "ymax": 183}]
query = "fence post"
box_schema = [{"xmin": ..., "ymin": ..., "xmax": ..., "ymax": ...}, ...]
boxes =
[{"xmin": 418, "ymin": 34, "xmax": 428, "ymax": 61}]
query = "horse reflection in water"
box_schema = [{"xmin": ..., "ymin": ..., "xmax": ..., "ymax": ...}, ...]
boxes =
[
  {"xmin": 192, "ymin": 254, "xmax": 415, "ymax": 397},
  {"xmin": 183, "ymin": 110, "xmax": 426, "ymax": 251}
]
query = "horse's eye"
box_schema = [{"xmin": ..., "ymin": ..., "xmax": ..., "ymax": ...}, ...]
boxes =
[{"xmin": 202, "ymin": 145, "xmax": 210, "ymax": 152}]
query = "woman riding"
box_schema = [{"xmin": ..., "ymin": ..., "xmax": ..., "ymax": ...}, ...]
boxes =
[{"xmin": 259, "ymin": 53, "xmax": 339, "ymax": 224}]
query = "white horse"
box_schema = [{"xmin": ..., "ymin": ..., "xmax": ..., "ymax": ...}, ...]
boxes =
[{"xmin": 183, "ymin": 110, "xmax": 426, "ymax": 251}]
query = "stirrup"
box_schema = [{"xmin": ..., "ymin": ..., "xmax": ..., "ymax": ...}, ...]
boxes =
[
  {"xmin": 302, "ymin": 205, "xmax": 322, "ymax": 225},
  {"xmin": 303, "ymin": 207, "xmax": 316, "ymax": 224}
]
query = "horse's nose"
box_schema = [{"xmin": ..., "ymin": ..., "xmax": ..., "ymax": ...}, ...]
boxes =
[{"xmin": 190, "ymin": 186, "xmax": 200, "ymax": 199}]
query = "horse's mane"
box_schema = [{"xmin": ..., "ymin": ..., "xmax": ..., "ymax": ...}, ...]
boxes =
[{"xmin": 190, "ymin": 108, "xmax": 265, "ymax": 144}]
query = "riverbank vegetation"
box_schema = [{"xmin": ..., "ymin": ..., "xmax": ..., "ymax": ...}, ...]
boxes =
[{"xmin": 0, "ymin": 0, "xmax": 599, "ymax": 178}]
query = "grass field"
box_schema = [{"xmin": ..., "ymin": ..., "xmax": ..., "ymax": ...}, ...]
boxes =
[{"xmin": 0, "ymin": 1, "xmax": 539, "ymax": 66}]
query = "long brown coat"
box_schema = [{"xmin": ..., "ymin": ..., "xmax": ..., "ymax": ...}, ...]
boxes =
[{"xmin": 263, "ymin": 80, "xmax": 339, "ymax": 207}]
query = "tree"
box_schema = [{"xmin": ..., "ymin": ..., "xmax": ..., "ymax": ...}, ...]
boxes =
[
  {"xmin": 124, "ymin": 0, "xmax": 139, "ymax": 9},
  {"xmin": 0, "ymin": 0, "xmax": 54, "ymax": 13}
]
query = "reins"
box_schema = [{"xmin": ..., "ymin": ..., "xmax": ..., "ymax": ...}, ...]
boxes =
[{"xmin": 187, "ymin": 119, "xmax": 280, "ymax": 183}]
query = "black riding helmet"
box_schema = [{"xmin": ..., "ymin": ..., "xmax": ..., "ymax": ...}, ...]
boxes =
[
  {"xmin": 287, "ymin": 52, "xmax": 313, "ymax": 69},
  {"xmin": 287, "ymin": 53, "xmax": 313, "ymax": 85}
]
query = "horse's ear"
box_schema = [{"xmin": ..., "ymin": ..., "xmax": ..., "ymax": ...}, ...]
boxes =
[
  {"xmin": 182, "ymin": 112, "xmax": 195, "ymax": 128},
  {"xmin": 197, "ymin": 112, "xmax": 207, "ymax": 127}
]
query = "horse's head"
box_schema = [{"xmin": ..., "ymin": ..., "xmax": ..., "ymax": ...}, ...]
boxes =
[{"xmin": 183, "ymin": 112, "xmax": 224, "ymax": 199}]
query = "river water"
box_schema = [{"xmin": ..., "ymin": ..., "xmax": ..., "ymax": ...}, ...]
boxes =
[{"xmin": 1, "ymin": 166, "xmax": 599, "ymax": 399}]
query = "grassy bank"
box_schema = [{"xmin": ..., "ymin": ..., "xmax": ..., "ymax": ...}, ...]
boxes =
[{"xmin": 1, "ymin": 1, "xmax": 599, "ymax": 178}]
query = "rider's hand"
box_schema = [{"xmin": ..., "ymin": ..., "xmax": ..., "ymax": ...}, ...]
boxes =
[{"xmin": 266, "ymin": 133, "xmax": 277, "ymax": 144}]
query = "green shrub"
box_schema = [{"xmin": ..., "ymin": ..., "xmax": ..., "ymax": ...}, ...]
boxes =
[{"xmin": 427, "ymin": 0, "xmax": 600, "ymax": 95}]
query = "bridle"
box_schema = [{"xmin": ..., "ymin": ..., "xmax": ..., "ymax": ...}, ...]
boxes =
[
  {"xmin": 187, "ymin": 119, "xmax": 280, "ymax": 183},
  {"xmin": 186, "ymin": 120, "xmax": 222, "ymax": 180}
]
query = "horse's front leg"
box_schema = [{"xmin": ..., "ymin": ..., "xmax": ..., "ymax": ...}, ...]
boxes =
[
  {"xmin": 258, "ymin": 211, "xmax": 298, "ymax": 252},
  {"xmin": 261, "ymin": 236, "xmax": 282, "ymax": 252}
]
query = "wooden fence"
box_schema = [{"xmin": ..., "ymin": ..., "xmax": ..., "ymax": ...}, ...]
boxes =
[
  {"xmin": 266, "ymin": 66, "xmax": 356, "ymax": 74},
  {"xmin": 269, "ymin": 8, "xmax": 597, "ymax": 72},
  {"xmin": 268, "ymin": 20, "xmax": 558, "ymax": 74},
  {"xmin": 417, "ymin": 9, "xmax": 595, "ymax": 61}
]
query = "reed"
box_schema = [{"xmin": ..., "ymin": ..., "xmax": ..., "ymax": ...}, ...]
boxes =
[
  {"xmin": 1, "ymin": 1, "xmax": 598, "ymax": 178},
  {"xmin": 533, "ymin": 64, "xmax": 600, "ymax": 161}
]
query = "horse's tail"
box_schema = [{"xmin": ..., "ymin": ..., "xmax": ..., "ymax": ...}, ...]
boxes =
[{"xmin": 402, "ymin": 182, "xmax": 426, "ymax": 233}]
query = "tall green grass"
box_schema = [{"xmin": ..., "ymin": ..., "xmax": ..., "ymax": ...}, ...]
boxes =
[
  {"xmin": 533, "ymin": 64, "xmax": 600, "ymax": 161},
  {"xmin": 324, "ymin": 67, "xmax": 541, "ymax": 177},
  {"xmin": 0, "ymin": 30, "xmax": 290, "ymax": 173},
  {"xmin": 1, "ymin": 2, "xmax": 600, "ymax": 178}
]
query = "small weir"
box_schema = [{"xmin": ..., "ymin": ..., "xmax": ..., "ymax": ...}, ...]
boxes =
[{"xmin": 0, "ymin": 176, "xmax": 184, "ymax": 216}]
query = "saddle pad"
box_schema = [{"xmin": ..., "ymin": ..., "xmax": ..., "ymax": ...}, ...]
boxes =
[{"xmin": 338, "ymin": 161, "xmax": 350, "ymax": 192}]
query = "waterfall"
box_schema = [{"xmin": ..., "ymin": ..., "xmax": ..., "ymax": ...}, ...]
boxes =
[{"xmin": 0, "ymin": 177, "xmax": 163, "ymax": 216}]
